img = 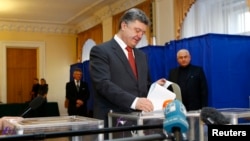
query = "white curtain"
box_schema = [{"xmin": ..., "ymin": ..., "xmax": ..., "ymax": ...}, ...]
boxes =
[{"xmin": 181, "ymin": 0, "xmax": 250, "ymax": 39}]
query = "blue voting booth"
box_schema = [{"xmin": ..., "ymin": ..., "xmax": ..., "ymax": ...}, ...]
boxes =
[
  {"xmin": 71, "ymin": 33, "xmax": 250, "ymax": 113},
  {"xmin": 141, "ymin": 33, "xmax": 250, "ymax": 108}
]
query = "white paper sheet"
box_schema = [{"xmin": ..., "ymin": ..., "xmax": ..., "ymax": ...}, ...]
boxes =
[{"xmin": 147, "ymin": 81, "xmax": 176, "ymax": 112}]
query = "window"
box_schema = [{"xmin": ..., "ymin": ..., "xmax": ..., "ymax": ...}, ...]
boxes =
[{"xmin": 181, "ymin": 0, "xmax": 250, "ymax": 39}]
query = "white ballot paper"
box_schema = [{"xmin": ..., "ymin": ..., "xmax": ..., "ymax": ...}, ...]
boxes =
[{"xmin": 147, "ymin": 81, "xmax": 178, "ymax": 112}]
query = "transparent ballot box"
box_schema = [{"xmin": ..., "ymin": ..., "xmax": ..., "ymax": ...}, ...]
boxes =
[
  {"xmin": 108, "ymin": 111, "xmax": 165, "ymax": 139},
  {"xmin": 108, "ymin": 111, "xmax": 204, "ymax": 141},
  {"xmin": 1, "ymin": 116, "xmax": 104, "ymax": 141}
]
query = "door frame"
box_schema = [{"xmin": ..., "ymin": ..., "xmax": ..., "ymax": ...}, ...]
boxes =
[{"xmin": 0, "ymin": 41, "xmax": 45, "ymax": 103}]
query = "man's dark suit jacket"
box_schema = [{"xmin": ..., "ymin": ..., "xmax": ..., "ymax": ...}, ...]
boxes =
[
  {"xmin": 89, "ymin": 38, "xmax": 151, "ymax": 127},
  {"xmin": 31, "ymin": 83, "xmax": 40, "ymax": 100},
  {"xmin": 168, "ymin": 64, "xmax": 208, "ymax": 111},
  {"xmin": 66, "ymin": 80, "xmax": 90, "ymax": 116}
]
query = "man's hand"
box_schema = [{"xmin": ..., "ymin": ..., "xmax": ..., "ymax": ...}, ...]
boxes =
[
  {"xmin": 135, "ymin": 98, "xmax": 154, "ymax": 112},
  {"xmin": 156, "ymin": 78, "xmax": 166, "ymax": 86},
  {"xmin": 76, "ymin": 99, "xmax": 84, "ymax": 107}
]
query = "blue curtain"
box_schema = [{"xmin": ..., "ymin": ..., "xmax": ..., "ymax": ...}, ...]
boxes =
[
  {"xmin": 140, "ymin": 45, "xmax": 168, "ymax": 81},
  {"xmin": 141, "ymin": 33, "xmax": 250, "ymax": 108},
  {"xmin": 82, "ymin": 61, "xmax": 94, "ymax": 112}
]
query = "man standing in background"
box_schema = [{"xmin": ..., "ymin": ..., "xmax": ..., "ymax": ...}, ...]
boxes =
[
  {"xmin": 168, "ymin": 49, "xmax": 208, "ymax": 141},
  {"xmin": 30, "ymin": 78, "xmax": 40, "ymax": 101},
  {"xmin": 66, "ymin": 68, "xmax": 90, "ymax": 117},
  {"xmin": 36, "ymin": 78, "xmax": 49, "ymax": 117},
  {"xmin": 168, "ymin": 49, "xmax": 208, "ymax": 111}
]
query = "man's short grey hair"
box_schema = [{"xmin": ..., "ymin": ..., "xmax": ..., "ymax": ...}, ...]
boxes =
[
  {"xmin": 177, "ymin": 49, "xmax": 190, "ymax": 57},
  {"xmin": 118, "ymin": 8, "xmax": 151, "ymax": 29}
]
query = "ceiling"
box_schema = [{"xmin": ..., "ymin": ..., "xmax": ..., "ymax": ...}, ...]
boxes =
[{"xmin": 0, "ymin": 0, "xmax": 117, "ymax": 25}]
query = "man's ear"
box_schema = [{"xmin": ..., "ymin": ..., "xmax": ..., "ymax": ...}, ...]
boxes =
[{"xmin": 121, "ymin": 22, "xmax": 127, "ymax": 30}]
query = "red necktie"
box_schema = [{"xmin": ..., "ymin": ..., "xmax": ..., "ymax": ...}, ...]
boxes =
[{"xmin": 126, "ymin": 46, "xmax": 137, "ymax": 79}]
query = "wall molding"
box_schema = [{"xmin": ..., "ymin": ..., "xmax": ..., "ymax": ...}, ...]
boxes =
[
  {"xmin": 0, "ymin": 21, "xmax": 77, "ymax": 34},
  {"xmin": 0, "ymin": 0, "xmax": 146, "ymax": 34},
  {"xmin": 76, "ymin": 0, "xmax": 145, "ymax": 33}
]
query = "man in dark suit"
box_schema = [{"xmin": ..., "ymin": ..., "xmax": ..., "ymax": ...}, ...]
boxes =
[
  {"xmin": 89, "ymin": 8, "xmax": 165, "ymax": 134},
  {"xmin": 168, "ymin": 49, "xmax": 208, "ymax": 141},
  {"xmin": 66, "ymin": 68, "xmax": 90, "ymax": 117},
  {"xmin": 36, "ymin": 78, "xmax": 48, "ymax": 117},
  {"xmin": 168, "ymin": 49, "xmax": 208, "ymax": 111},
  {"xmin": 30, "ymin": 78, "xmax": 40, "ymax": 101}
]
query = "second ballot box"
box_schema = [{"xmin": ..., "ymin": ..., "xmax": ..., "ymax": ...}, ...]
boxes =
[{"xmin": 1, "ymin": 116, "xmax": 104, "ymax": 141}]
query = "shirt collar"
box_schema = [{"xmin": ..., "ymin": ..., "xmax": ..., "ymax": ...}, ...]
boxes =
[{"xmin": 114, "ymin": 34, "xmax": 127, "ymax": 50}]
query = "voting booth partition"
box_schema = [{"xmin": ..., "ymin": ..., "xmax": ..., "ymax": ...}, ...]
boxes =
[{"xmin": 140, "ymin": 33, "xmax": 250, "ymax": 109}]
